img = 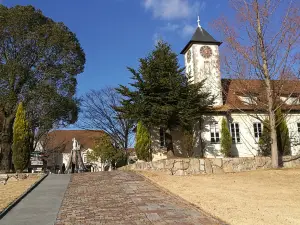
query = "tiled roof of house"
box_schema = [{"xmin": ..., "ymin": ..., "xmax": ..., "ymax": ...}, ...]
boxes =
[
  {"xmin": 211, "ymin": 79, "xmax": 300, "ymax": 112},
  {"xmin": 43, "ymin": 130, "xmax": 105, "ymax": 153}
]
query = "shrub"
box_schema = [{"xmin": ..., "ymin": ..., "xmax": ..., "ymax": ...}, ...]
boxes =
[
  {"xmin": 220, "ymin": 118, "xmax": 232, "ymax": 157},
  {"xmin": 135, "ymin": 121, "xmax": 151, "ymax": 161},
  {"xmin": 12, "ymin": 102, "xmax": 30, "ymax": 172},
  {"xmin": 181, "ymin": 130, "xmax": 196, "ymax": 157}
]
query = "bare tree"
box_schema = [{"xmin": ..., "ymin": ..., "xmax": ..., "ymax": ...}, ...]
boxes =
[
  {"xmin": 214, "ymin": 0, "xmax": 300, "ymax": 168},
  {"xmin": 78, "ymin": 87, "xmax": 134, "ymax": 151}
]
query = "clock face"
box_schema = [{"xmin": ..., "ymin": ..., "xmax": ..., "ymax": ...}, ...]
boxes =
[
  {"xmin": 200, "ymin": 46, "xmax": 212, "ymax": 59},
  {"xmin": 187, "ymin": 50, "xmax": 191, "ymax": 63}
]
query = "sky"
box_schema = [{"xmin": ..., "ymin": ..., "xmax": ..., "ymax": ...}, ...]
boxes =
[{"xmin": 1, "ymin": 0, "xmax": 230, "ymax": 97}]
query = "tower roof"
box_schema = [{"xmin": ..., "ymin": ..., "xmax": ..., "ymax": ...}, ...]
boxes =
[{"xmin": 180, "ymin": 27, "xmax": 222, "ymax": 54}]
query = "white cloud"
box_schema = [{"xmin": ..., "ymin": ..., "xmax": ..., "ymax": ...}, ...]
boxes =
[
  {"xmin": 181, "ymin": 24, "xmax": 195, "ymax": 37},
  {"xmin": 161, "ymin": 22, "xmax": 180, "ymax": 32},
  {"xmin": 143, "ymin": 0, "xmax": 205, "ymax": 20}
]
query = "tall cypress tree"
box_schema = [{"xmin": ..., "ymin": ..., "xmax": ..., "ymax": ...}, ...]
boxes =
[
  {"xmin": 117, "ymin": 41, "xmax": 213, "ymax": 155},
  {"xmin": 220, "ymin": 118, "xmax": 232, "ymax": 157},
  {"xmin": 12, "ymin": 103, "xmax": 30, "ymax": 172},
  {"xmin": 276, "ymin": 109, "xmax": 291, "ymax": 156},
  {"xmin": 135, "ymin": 121, "xmax": 151, "ymax": 161},
  {"xmin": 258, "ymin": 119, "xmax": 271, "ymax": 156}
]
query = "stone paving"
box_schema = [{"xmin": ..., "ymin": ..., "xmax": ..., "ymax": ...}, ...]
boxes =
[
  {"xmin": 55, "ymin": 171, "xmax": 223, "ymax": 225},
  {"xmin": 0, "ymin": 174, "xmax": 71, "ymax": 225}
]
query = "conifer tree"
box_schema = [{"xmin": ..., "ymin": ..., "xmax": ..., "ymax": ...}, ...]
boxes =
[
  {"xmin": 12, "ymin": 103, "xmax": 30, "ymax": 172},
  {"xmin": 258, "ymin": 119, "xmax": 271, "ymax": 156},
  {"xmin": 117, "ymin": 41, "xmax": 213, "ymax": 155},
  {"xmin": 135, "ymin": 122, "xmax": 151, "ymax": 161},
  {"xmin": 276, "ymin": 109, "xmax": 291, "ymax": 156},
  {"xmin": 220, "ymin": 118, "xmax": 232, "ymax": 157}
]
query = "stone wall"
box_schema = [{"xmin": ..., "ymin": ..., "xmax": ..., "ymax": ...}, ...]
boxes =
[
  {"xmin": 0, "ymin": 173, "xmax": 39, "ymax": 185},
  {"xmin": 120, "ymin": 156, "xmax": 300, "ymax": 175}
]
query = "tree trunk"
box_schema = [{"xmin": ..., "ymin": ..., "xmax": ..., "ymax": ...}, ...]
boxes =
[
  {"xmin": 0, "ymin": 117, "xmax": 14, "ymax": 172},
  {"xmin": 255, "ymin": 1, "xmax": 279, "ymax": 168},
  {"xmin": 165, "ymin": 130, "xmax": 174, "ymax": 158},
  {"xmin": 269, "ymin": 110, "xmax": 279, "ymax": 168}
]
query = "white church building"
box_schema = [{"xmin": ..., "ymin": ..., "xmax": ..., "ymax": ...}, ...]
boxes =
[{"xmin": 151, "ymin": 23, "xmax": 300, "ymax": 158}]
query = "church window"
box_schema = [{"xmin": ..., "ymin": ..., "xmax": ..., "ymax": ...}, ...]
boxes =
[
  {"xmin": 83, "ymin": 154, "xmax": 87, "ymax": 163},
  {"xmin": 239, "ymin": 96, "xmax": 257, "ymax": 105},
  {"xmin": 160, "ymin": 127, "xmax": 166, "ymax": 148},
  {"xmin": 253, "ymin": 123, "xmax": 262, "ymax": 140},
  {"xmin": 210, "ymin": 122, "xmax": 220, "ymax": 143},
  {"xmin": 230, "ymin": 123, "xmax": 241, "ymax": 143}
]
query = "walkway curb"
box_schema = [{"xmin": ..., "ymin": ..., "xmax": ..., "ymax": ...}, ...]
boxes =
[{"xmin": 0, "ymin": 173, "xmax": 48, "ymax": 220}]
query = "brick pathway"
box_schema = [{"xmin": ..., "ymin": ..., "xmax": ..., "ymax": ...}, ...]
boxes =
[{"xmin": 55, "ymin": 171, "xmax": 222, "ymax": 225}]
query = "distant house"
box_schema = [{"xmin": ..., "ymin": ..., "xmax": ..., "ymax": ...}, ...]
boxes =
[{"xmin": 35, "ymin": 130, "xmax": 105, "ymax": 173}]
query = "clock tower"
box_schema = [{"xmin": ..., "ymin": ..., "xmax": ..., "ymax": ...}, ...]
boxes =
[{"xmin": 181, "ymin": 18, "xmax": 223, "ymax": 106}]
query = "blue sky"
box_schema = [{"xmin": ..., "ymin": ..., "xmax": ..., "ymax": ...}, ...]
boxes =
[{"xmin": 2, "ymin": 0, "xmax": 229, "ymax": 97}]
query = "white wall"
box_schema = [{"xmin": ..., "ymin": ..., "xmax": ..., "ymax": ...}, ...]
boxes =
[
  {"xmin": 184, "ymin": 43, "xmax": 223, "ymax": 106},
  {"xmin": 150, "ymin": 112, "xmax": 300, "ymax": 159},
  {"xmin": 286, "ymin": 113, "xmax": 300, "ymax": 155}
]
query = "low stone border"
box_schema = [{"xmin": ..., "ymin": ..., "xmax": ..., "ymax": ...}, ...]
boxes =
[
  {"xmin": 134, "ymin": 171, "xmax": 228, "ymax": 225},
  {"xmin": 0, "ymin": 173, "xmax": 48, "ymax": 220},
  {"xmin": 120, "ymin": 156, "xmax": 300, "ymax": 175}
]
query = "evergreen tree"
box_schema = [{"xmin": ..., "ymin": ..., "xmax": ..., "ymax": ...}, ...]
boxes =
[
  {"xmin": 220, "ymin": 118, "xmax": 232, "ymax": 157},
  {"xmin": 12, "ymin": 103, "xmax": 30, "ymax": 172},
  {"xmin": 88, "ymin": 133, "xmax": 125, "ymax": 167},
  {"xmin": 178, "ymin": 76, "xmax": 214, "ymax": 131},
  {"xmin": 135, "ymin": 121, "xmax": 151, "ymax": 161},
  {"xmin": 117, "ymin": 41, "xmax": 213, "ymax": 155},
  {"xmin": 258, "ymin": 119, "xmax": 271, "ymax": 156},
  {"xmin": 276, "ymin": 109, "xmax": 291, "ymax": 156}
]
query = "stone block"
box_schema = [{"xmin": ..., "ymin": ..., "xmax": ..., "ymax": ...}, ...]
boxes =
[
  {"xmin": 0, "ymin": 174, "xmax": 8, "ymax": 181},
  {"xmin": 205, "ymin": 159, "xmax": 212, "ymax": 174},
  {"xmin": 189, "ymin": 158, "xmax": 200, "ymax": 173},
  {"xmin": 182, "ymin": 159, "xmax": 190, "ymax": 170},
  {"xmin": 212, "ymin": 158, "xmax": 223, "ymax": 168},
  {"xmin": 222, "ymin": 159, "xmax": 234, "ymax": 173},
  {"xmin": 174, "ymin": 161, "xmax": 183, "ymax": 170},
  {"xmin": 200, "ymin": 159, "xmax": 205, "ymax": 171},
  {"xmin": 7, "ymin": 176, "xmax": 18, "ymax": 182},
  {"xmin": 212, "ymin": 166, "xmax": 224, "ymax": 174},
  {"xmin": 165, "ymin": 159, "xmax": 176, "ymax": 169},
  {"xmin": 18, "ymin": 174, "xmax": 28, "ymax": 180}
]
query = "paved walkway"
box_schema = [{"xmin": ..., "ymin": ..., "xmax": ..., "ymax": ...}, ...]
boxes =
[
  {"xmin": 55, "ymin": 171, "xmax": 222, "ymax": 225},
  {"xmin": 0, "ymin": 174, "xmax": 71, "ymax": 225}
]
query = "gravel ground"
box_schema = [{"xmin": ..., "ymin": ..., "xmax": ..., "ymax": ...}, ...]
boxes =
[
  {"xmin": 139, "ymin": 168, "xmax": 300, "ymax": 225},
  {"xmin": 0, "ymin": 176, "xmax": 39, "ymax": 211}
]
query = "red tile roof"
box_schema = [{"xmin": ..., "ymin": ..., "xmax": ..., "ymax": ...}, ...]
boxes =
[
  {"xmin": 43, "ymin": 130, "xmax": 105, "ymax": 153},
  {"xmin": 212, "ymin": 79, "xmax": 300, "ymax": 112}
]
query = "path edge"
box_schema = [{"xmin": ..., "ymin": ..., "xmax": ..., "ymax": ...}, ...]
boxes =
[
  {"xmin": 0, "ymin": 173, "xmax": 48, "ymax": 220},
  {"xmin": 134, "ymin": 171, "xmax": 228, "ymax": 225}
]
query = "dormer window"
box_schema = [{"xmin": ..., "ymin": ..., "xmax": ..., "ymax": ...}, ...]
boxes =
[
  {"xmin": 238, "ymin": 96, "xmax": 257, "ymax": 105},
  {"xmin": 280, "ymin": 96, "xmax": 300, "ymax": 105}
]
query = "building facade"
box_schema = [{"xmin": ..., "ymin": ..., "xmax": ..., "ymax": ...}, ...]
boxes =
[
  {"xmin": 36, "ymin": 130, "xmax": 107, "ymax": 173},
  {"xmin": 151, "ymin": 24, "xmax": 300, "ymax": 159}
]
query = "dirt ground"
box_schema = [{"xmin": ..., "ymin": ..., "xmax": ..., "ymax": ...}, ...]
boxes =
[
  {"xmin": 139, "ymin": 168, "xmax": 300, "ymax": 225},
  {"xmin": 0, "ymin": 176, "xmax": 39, "ymax": 211}
]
